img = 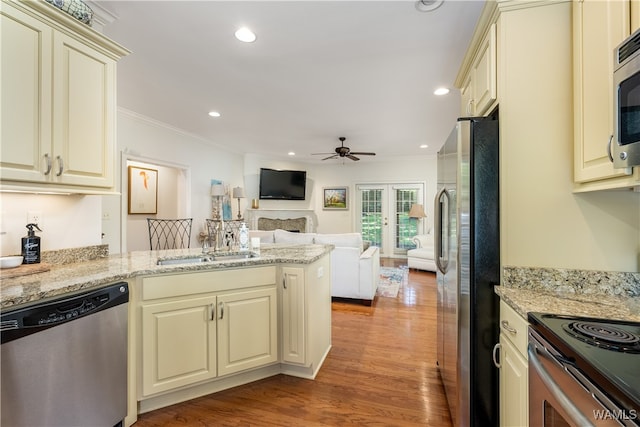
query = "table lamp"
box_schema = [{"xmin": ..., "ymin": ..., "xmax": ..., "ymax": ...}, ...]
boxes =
[{"xmin": 232, "ymin": 187, "xmax": 245, "ymax": 220}]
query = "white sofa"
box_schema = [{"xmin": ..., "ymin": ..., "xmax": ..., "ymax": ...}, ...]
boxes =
[
  {"xmin": 249, "ymin": 229, "xmax": 381, "ymax": 304},
  {"xmin": 407, "ymin": 232, "xmax": 436, "ymax": 272}
]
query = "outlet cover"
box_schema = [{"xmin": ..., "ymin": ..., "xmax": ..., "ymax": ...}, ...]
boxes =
[{"xmin": 27, "ymin": 211, "xmax": 42, "ymax": 225}]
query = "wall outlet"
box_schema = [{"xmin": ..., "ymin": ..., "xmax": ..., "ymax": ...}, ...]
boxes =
[
  {"xmin": 317, "ymin": 266, "xmax": 324, "ymax": 278},
  {"xmin": 27, "ymin": 211, "xmax": 42, "ymax": 225}
]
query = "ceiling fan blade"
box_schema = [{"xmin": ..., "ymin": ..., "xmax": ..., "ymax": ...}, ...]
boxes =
[
  {"xmin": 312, "ymin": 152, "xmax": 335, "ymax": 155},
  {"xmin": 346, "ymin": 155, "xmax": 360, "ymax": 161},
  {"xmin": 349, "ymin": 152, "xmax": 376, "ymax": 156},
  {"xmin": 322, "ymin": 154, "xmax": 339, "ymax": 160}
]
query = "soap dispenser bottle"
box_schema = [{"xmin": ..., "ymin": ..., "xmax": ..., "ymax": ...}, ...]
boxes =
[
  {"xmin": 22, "ymin": 223, "xmax": 42, "ymax": 264},
  {"xmin": 239, "ymin": 222, "xmax": 249, "ymax": 251}
]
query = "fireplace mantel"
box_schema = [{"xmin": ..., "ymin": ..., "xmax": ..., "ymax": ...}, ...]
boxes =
[{"xmin": 245, "ymin": 209, "xmax": 317, "ymax": 233}]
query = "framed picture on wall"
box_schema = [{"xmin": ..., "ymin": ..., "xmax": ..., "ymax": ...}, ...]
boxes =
[
  {"xmin": 323, "ymin": 187, "xmax": 348, "ymax": 210},
  {"xmin": 128, "ymin": 166, "xmax": 158, "ymax": 214}
]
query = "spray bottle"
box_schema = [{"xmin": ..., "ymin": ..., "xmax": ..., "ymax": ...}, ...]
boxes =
[{"xmin": 22, "ymin": 223, "xmax": 42, "ymax": 264}]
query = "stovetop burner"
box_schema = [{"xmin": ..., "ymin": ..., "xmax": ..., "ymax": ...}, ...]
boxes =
[{"xmin": 562, "ymin": 321, "xmax": 640, "ymax": 353}]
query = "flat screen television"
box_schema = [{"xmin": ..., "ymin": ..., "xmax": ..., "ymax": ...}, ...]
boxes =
[{"xmin": 259, "ymin": 168, "xmax": 306, "ymax": 200}]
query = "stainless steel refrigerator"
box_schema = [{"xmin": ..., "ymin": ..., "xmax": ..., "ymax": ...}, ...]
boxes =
[{"xmin": 435, "ymin": 117, "xmax": 500, "ymax": 426}]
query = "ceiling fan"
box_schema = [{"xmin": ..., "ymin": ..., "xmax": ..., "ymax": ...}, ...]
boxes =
[{"xmin": 313, "ymin": 137, "xmax": 376, "ymax": 161}]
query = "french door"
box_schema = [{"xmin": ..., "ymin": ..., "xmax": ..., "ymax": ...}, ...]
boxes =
[{"xmin": 355, "ymin": 183, "xmax": 425, "ymax": 257}]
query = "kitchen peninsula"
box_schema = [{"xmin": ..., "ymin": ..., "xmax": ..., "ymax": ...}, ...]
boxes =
[{"xmin": 0, "ymin": 244, "xmax": 333, "ymax": 426}]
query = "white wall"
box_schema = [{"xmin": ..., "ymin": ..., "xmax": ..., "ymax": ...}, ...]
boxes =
[
  {"xmin": 0, "ymin": 193, "xmax": 101, "ymax": 256},
  {"xmin": 115, "ymin": 110, "xmax": 246, "ymax": 252},
  {"xmin": 498, "ymin": 2, "xmax": 640, "ymax": 273},
  {"xmin": 243, "ymin": 153, "xmax": 437, "ymax": 234}
]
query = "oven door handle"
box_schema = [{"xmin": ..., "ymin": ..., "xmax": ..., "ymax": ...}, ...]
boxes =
[{"xmin": 527, "ymin": 343, "xmax": 595, "ymax": 427}]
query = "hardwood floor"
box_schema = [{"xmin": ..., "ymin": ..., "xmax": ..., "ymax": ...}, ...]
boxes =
[{"xmin": 133, "ymin": 259, "xmax": 452, "ymax": 426}]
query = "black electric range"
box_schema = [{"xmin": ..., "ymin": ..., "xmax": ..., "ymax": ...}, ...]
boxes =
[{"xmin": 528, "ymin": 312, "xmax": 640, "ymax": 418}]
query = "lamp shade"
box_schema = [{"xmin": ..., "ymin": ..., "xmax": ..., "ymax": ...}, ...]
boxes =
[
  {"xmin": 408, "ymin": 203, "xmax": 426, "ymax": 218},
  {"xmin": 232, "ymin": 186, "xmax": 245, "ymax": 198},
  {"xmin": 211, "ymin": 184, "xmax": 225, "ymax": 196}
]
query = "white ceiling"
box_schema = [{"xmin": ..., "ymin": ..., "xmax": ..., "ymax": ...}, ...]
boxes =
[{"xmin": 95, "ymin": 1, "xmax": 485, "ymax": 163}]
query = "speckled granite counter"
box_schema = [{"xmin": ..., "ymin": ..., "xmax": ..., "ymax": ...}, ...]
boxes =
[
  {"xmin": 0, "ymin": 244, "xmax": 333, "ymax": 310},
  {"xmin": 497, "ymin": 266, "xmax": 640, "ymax": 322}
]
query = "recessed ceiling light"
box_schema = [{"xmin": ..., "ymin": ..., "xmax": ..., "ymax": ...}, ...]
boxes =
[
  {"xmin": 288, "ymin": 152, "xmax": 295, "ymax": 156},
  {"xmin": 235, "ymin": 27, "xmax": 256, "ymax": 43},
  {"xmin": 420, "ymin": 144, "xmax": 429, "ymax": 149},
  {"xmin": 208, "ymin": 111, "xmax": 221, "ymax": 117},
  {"xmin": 415, "ymin": 0, "xmax": 444, "ymax": 12},
  {"xmin": 434, "ymin": 87, "xmax": 450, "ymax": 96}
]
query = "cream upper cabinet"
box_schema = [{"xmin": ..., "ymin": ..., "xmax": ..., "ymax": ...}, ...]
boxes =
[
  {"xmin": 0, "ymin": 0, "xmax": 128, "ymax": 193},
  {"xmin": 496, "ymin": 301, "xmax": 529, "ymax": 427},
  {"xmin": 573, "ymin": 0, "xmax": 640, "ymax": 190},
  {"xmin": 459, "ymin": 23, "xmax": 497, "ymax": 117}
]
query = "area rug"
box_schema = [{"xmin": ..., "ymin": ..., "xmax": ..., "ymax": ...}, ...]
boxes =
[{"xmin": 376, "ymin": 266, "xmax": 408, "ymax": 298}]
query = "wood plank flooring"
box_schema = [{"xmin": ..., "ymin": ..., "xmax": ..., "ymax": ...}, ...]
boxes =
[{"xmin": 133, "ymin": 259, "xmax": 452, "ymax": 426}]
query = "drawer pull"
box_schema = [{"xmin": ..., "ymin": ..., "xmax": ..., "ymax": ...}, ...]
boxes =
[{"xmin": 501, "ymin": 320, "xmax": 517, "ymax": 334}]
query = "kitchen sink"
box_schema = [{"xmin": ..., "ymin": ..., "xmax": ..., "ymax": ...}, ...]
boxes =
[
  {"xmin": 156, "ymin": 252, "xmax": 257, "ymax": 266},
  {"xmin": 156, "ymin": 255, "xmax": 214, "ymax": 266},
  {"xmin": 210, "ymin": 252, "xmax": 257, "ymax": 261}
]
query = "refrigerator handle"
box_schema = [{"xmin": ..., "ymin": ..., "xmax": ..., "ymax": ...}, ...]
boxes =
[{"xmin": 434, "ymin": 187, "xmax": 449, "ymax": 274}]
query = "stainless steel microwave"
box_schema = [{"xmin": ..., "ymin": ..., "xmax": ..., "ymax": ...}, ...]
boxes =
[{"xmin": 613, "ymin": 28, "xmax": 640, "ymax": 169}]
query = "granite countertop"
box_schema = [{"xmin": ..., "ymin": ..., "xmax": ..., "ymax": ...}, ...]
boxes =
[
  {"xmin": 497, "ymin": 266, "xmax": 640, "ymax": 323},
  {"xmin": 0, "ymin": 244, "xmax": 333, "ymax": 311}
]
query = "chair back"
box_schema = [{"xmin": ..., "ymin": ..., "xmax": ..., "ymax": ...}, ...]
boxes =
[{"xmin": 147, "ymin": 218, "xmax": 193, "ymax": 250}]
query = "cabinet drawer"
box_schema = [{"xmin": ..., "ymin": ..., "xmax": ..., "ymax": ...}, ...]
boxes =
[
  {"xmin": 499, "ymin": 300, "xmax": 529, "ymax": 357},
  {"xmin": 142, "ymin": 266, "xmax": 277, "ymax": 300}
]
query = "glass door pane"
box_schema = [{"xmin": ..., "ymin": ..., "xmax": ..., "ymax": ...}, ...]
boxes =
[
  {"xmin": 395, "ymin": 188, "xmax": 419, "ymax": 252},
  {"xmin": 357, "ymin": 183, "xmax": 424, "ymax": 257},
  {"xmin": 360, "ymin": 187, "xmax": 383, "ymax": 248}
]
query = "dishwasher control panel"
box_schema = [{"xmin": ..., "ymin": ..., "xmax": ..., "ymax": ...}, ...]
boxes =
[{"xmin": 0, "ymin": 282, "xmax": 128, "ymax": 344}]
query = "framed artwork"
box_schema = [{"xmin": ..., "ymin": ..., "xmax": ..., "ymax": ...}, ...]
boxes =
[
  {"xmin": 128, "ymin": 166, "xmax": 158, "ymax": 214},
  {"xmin": 323, "ymin": 187, "xmax": 348, "ymax": 210}
]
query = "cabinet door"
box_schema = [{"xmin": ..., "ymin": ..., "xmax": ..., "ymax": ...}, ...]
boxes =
[
  {"xmin": 460, "ymin": 74, "xmax": 473, "ymax": 116},
  {"xmin": 281, "ymin": 267, "xmax": 306, "ymax": 364},
  {"xmin": 472, "ymin": 23, "xmax": 497, "ymax": 116},
  {"xmin": 52, "ymin": 31, "xmax": 116, "ymax": 188},
  {"xmin": 141, "ymin": 295, "xmax": 217, "ymax": 396},
  {"xmin": 573, "ymin": 0, "xmax": 633, "ymax": 184},
  {"xmin": 217, "ymin": 287, "xmax": 278, "ymax": 376},
  {"xmin": 0, "ymin": 3, "xmax": 52, "ymax": 183},
  {"xmin": 499, "ymin": 334, "xmax": 529, "ymax": 427}
]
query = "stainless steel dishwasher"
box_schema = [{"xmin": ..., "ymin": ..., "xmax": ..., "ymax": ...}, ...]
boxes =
[{"xmin": 1, "ymin": 282, "xmax": 129, "ymax": 427}]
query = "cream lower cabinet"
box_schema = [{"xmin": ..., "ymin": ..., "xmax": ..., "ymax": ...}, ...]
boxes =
[
  {"xmin": 141, "ymin": 294, "xmax": 218, "ymax": 396},
  {"xmin": 139, "ymin": 267, "xmax": 278, "ymax": 398},
  {"xmin": 0, "ymin": 0, "xmax": 128, "ymax": 193},
  {"xmin": 573, "ymin": 0, "xmax": 640, "ymax": 190},
  {"xmin": 495, "ymin": 300, "xmax": 529, "ymax": 427},
  {"xmin": 279, "ymin": 255, "xmax": 332, "ymax": 378}
]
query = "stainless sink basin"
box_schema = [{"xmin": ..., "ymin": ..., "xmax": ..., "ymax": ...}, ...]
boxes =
[
  {"xmin": 156, "ymin": 252, "xmax": 257, "ymax": 266},
  {"xmin": 211, "ymin": 252, "xmax": 257, "ymax": 261},
  {"xmin": 156, "ymin": 255, "xmax": 214, "ymax": 266}
]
